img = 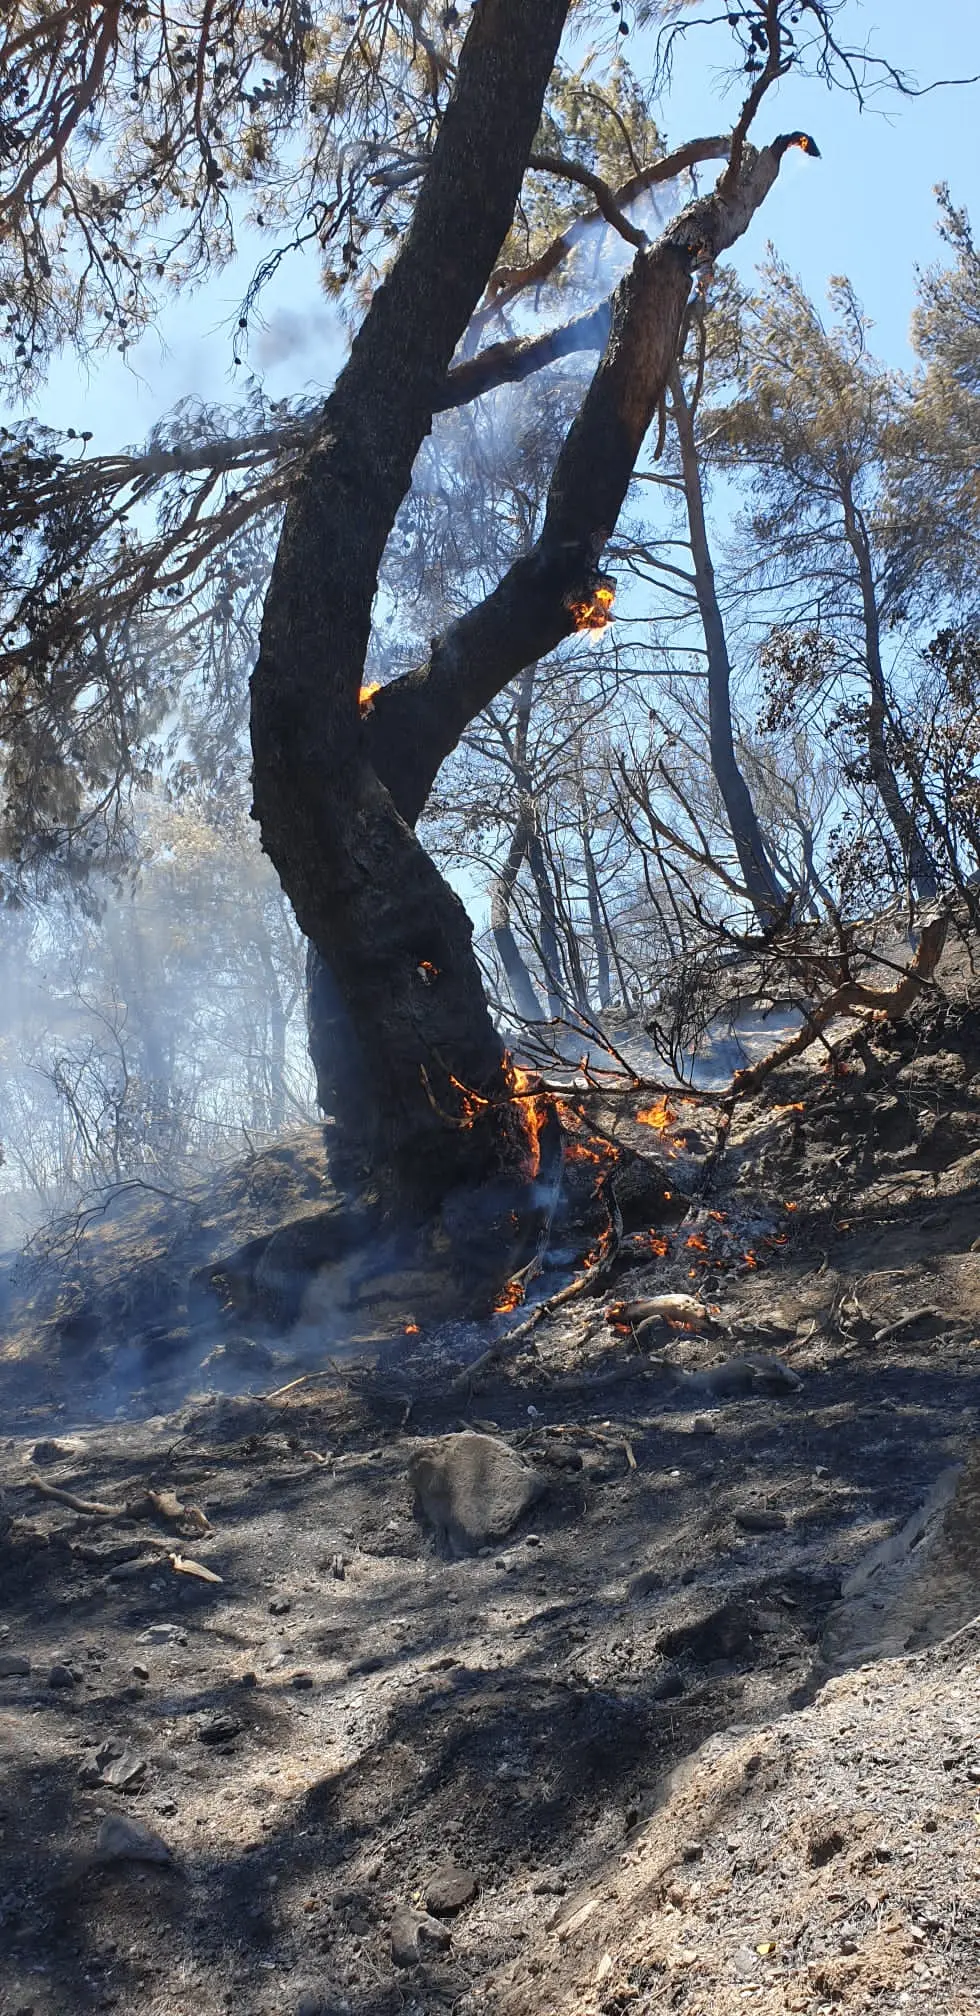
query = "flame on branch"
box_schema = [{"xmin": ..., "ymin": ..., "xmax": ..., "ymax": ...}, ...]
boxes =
[
  {"xmin": 448, "ymin": 1052, "xmax": 550, "ymax": 1181},
  {"xmin": 359, "ymin": 681, "xmax": 381, "ymax": 714},
  {"xmin": 566, "ymin": 580, "xmax": 615, "ymax": 634}
]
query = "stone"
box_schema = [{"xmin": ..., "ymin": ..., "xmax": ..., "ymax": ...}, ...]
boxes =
[
  {"xmin": 48, "ymin": 1662, "xmax": 79, "ymax": 1688},
  {"xmin": 95, "ymin": 1815, "xmax": 172, "ymax": 1865},
  {"xmin": 0, "ymin": 1653, "xmax": 30, "ymax": 1677},
  {"xmin": 407, "ymin": 1433, "xmax": 545, "ymax": 1557},
  {"xmin": 269, "ymin": 1597, "xmax": 291, "ymax": 1616},
  {"xmin": 197, "ymin": 1715, "xmax": 242, "ymax": 1745},
  {"xmin": 137, "ymin": 1624, "xmax": 187, "ymax": 1646},
  {"xmin": 424, "ymin": 1864, "xmax": 478, "ymax": 1916},
  {"xmin": 131, "ymin": 1663, "xmax": 150, "ymax": 1681},
  {"xmin": 735, "ymin": 1508, "xmax": 789, "ymax": 1533},
  {"xmin": 101, "ymin": 1748, "xmax": 148, "ymax": 1792},
  {"xmin": 391, "ymin": 1903, "xmax": 451, "ymax": 1966},
  {"xmin": 31, "ymin": 1438, "xmax": 85, "ymax": 1465},
  {"xmin": 291, "ymin": 1671, "xmax": 314, "ymax": 1690}
]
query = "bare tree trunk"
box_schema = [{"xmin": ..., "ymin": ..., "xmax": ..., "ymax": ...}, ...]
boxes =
[
  {"xmin": 579, "ymin": 792, "xmax": 612, "ymax": 1009},
  {"xmin": 842, "ymin": 494, "xmax": 939, "ymax": 903},
  {"xmin": 490, "ymin": 814, "xmax": 544, "ymax": 1023},
  {"xmin": 670, "ymin": 365, "xmax": 789, "ymax": 928}
]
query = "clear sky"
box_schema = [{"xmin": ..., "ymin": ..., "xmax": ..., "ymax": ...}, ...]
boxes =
[{"xmin": 13, "ymin": 3, "xmax": 980, "ymax": 448}]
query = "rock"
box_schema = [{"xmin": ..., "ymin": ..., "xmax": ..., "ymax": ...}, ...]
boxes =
[
  {"xmin": 0, "ymin": 1653, "xmax": 30, "ymax": 1677},
  {"xmin": 424, "ymin": 1863, "xmax": 478, "ymax": 1916},
  {"xmin": 269, "ymin": 1596, "xmax": 291, "ymax": 1615},
  {"xmin": 330, "ymin": 1553, "xmax": 346, "ymax": 1580},
  {"xmin": 290, "ymin": 1671, "xmax": 314, "ymax": 1690},
  {"xmin": 132, "ymin": 1662, "xmax": 150, "ymax": 1681},
  {"xmin": 95, "ymin": 1815, "xmax": 172, "ymax": 1865},
  {"xmin": 197, "ymin": 1715, "xmax": 242, "ymax": 1745},
  {"xmin": 736, "ymin": 1508, "xmax": 789, "ymax": 1533},
  {"xmin": 100, "ymin": 1747, "xmax": 147, "ymax": 1792},
  {"xmin": 31, "ymin": 1437, "xmax": 85, "ymax": 1465},
  {"xmin": 407, "ymin": 1432, "xmax": 545, "ymax": 1557},
  {"xmin": 347, "ymin": 1654, "xmax": 383, "ymax": 1677},
  {"xmin": 391, "ymin": 1902, "xmax": 452, "ymax": 1966},
  {"xmin": 48, "ymin": 1662, "xmax": 79, "ymax": 1688},
  {"xmin": 137, "ymin": 1624, "xmax": 187, "ymax": 1646}
]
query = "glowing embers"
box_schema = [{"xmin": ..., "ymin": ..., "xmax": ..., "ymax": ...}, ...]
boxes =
[
  {"xmin": 493, "ymin": 1277, "xmax": 526, "ymax": 1315},
  {"xmin": 358, "ymin": 680, "xmax": 381, "ymax": 714},
  {"xmin": 566, "ymin": 580, "xmax": 615, "ymax": 634}
]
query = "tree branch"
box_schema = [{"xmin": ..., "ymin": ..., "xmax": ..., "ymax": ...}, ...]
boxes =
[{"xmin": 369, "ymin": 134, "xmax": 808, "ymax": 824}]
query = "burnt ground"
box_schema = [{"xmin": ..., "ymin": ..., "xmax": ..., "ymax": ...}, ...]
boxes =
[{"xmin": 2, "ymin": 953, "xmax": 980, "ymax": 2016}]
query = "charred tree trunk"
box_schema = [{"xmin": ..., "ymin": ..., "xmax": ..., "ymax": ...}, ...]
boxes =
[
  {"xmin": 670, "ymin": 365, "xmax": 789, "ymax": 928},
  {"xmin": 250, "ymin": 5, "xmax": 812, "ymax": 1206}
]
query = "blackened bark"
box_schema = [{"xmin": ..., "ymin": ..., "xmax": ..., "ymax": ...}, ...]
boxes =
[
  {"xmin": 251, "ymin": 0, "xmax": 571, "ymax": 1203},
  {"xmin": 254, "ymin": 80, "xmax": 807, "ymax": 1201},
  {"xmin": 367, "ymin": 139, "xmax": 799, "ymax": 827},
  {"xmin": 670, "ymin": 365, "xmax": 789, "ymax": 928}
]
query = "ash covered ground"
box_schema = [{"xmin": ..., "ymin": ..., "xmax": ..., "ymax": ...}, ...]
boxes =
[{"xmin": 1, "ymin": 945, "xmax": 980, "ymax": 2016}]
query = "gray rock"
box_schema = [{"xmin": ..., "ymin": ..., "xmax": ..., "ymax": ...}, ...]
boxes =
[
  {"xmin": 408, "ymin": 1433, "xmax": 545, "ymax": 1557},
  {"xmin": 391, "ymin": 1902, "xmax": 451, "ymax": 1966},
  {"xmin": 0, "ymin": 1653, "xmax": 30, "ymax": 1677},
  {"xmin": 735, "ymin": 1508, "xmax": 789, "ymax": 1533},
  {"xmin": 48, "ymin": 1662, "xmax": 79, "ymax": 1689},
  {"xmin": 100, "ymin": 1747, "xmax": 147, "ymax": 1791},
  {"xmin": 197, "ymin": 1715, "xmax": 241, "ymax": 1745},
  {"xmin": 137, "ymin": 1623, "xmax": 187, "ymax": 1646},
  {"xmin": 424, "ymin": 1864, "xmax": 478, "ymax": 1916},
  {"xmin": 95, "ymin": 1815, "xmax": 172, "ymax": 1865}
]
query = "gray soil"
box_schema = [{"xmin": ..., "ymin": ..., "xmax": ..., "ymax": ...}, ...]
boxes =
[{"xmin": 2, "ymin": 960, "xmax": 980, "ymax": 2016}]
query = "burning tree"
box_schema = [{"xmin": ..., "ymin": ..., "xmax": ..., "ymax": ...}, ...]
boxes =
[
  {"xmin": 247, "ymin": 1, "xmax": 830, "ymax": 1208},
  {"xmin": 2, "ymin": 1, "xmax": 971, "ymax": 1225}
]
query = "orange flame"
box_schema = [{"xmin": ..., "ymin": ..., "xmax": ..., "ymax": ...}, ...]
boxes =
[
  {"xmin": 494, "ymin": 1278, "xmax": 525, "ymax": 1314},
  {"xmin": 568, "ymin": 583, "xmax": 615, "ymax": 633},
  {"xmin": 685, "ymin": 1233, "xmax": 709, "ymax": 1253},
  {"xmin": 403, "ymin": 1322, "xmax": 419, "ymax": 1335},
  {"xmin": 742, "ymin": 1251, "xmax": 759, "ymax": 1269},
  {"xmin": 637, "ymin": 1097, "xmax": 675, "ymax": 1133},
  {"xmin": 647, "ymin": 1231, "xmax": 670, "ymax": 1257},
  {"xmin": 359, "ymin": 680, "xmax": 381, "ymax": 714},
  {"xmin": 503, "ymin": 1053, "xmax": 550, "ymax": 1181},
  {"xmin": 416, "ymin": 959, "xmax": 439, "ymax": 984}
]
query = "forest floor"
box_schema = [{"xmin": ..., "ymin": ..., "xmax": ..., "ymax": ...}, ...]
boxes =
[{"xmin": 1, "ymin": 943, "xmax": 980, "ymax": 2016}]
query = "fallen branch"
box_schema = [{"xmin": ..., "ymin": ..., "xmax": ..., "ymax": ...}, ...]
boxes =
[
  {"xmin": 30, "ymin": 1477, "xmax": 116, "ymax": 1516},
  {"xmin": 872, "ymin": 1305, "xmax": 943, "ymax": 1345}
]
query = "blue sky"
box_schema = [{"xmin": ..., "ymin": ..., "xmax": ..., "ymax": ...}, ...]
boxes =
[{"xmin": 15, "ymin": 0, "xmax": 979, "ymax": 453}]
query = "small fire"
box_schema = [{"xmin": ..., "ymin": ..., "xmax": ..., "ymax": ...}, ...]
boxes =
[
  {"xmin": 775, "ymin": 1101, "xmax": 805, "ymax": 1114},
  {"xmin": 494, "ymin": 1278, "xmax": 525, "ymax": 1314},
  {"xmin": 503, "ymin": 1053, "xmax": 550, "ymax": 1181},
  {"xmin": 784, "ymin": 1201, "xmax": 799, "ymax": 1212},
  {"xmin": 416, "ymin": 959, "xmax": 439, "ymax": 984},
  {"xmin": 567, "ymin": 583, "xmax": 615, "ymax": 634},
  {"xmin": 359, "ymin": 680, "xmax": 382, "ymax": 714},
  {"xmin": 685, "ymin": 1233, "xmax": 709, "ymax": 1253},
  {"xmin": 742, "ymin": 1251, "xmax": 759, "ymax": 1269},
  {"xmin": 403, "ymin": 1322, "xmax": 419, "ymax": 1335},
  {"xmin": 637, "ymin": 1097, "xmax": 675, "ymax": 1133},
  {"xmin": 707, "ymin": 1209, "xmax": 726, "ymax": 1222},
  {"xmin": 647, "ymin": 1231, "xmax": 670, "ymax": 1257}
]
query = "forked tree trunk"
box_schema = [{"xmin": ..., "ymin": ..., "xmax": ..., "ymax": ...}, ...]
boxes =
[{"xmin": 250, "ymin": 8, "xmax": 810, "ymax": 1205}]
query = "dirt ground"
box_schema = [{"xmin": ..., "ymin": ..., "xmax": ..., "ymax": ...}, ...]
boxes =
[{"xmin": 2, "ymin": 951, "xmax": 980, "ymax": 2016}]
